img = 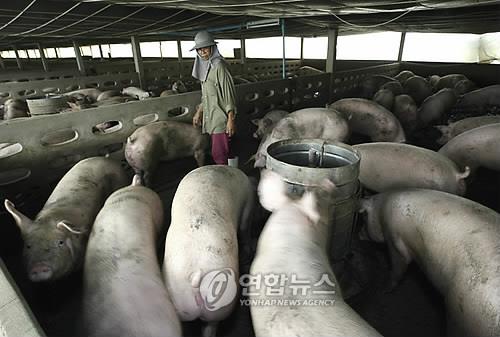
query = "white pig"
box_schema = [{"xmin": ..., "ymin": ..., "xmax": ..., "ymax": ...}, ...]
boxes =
[
  {"xmin": 121, "ymin": 86, "xmax": 151, "ymax": 100},
  {"xmin": 328, "ymin": 98, "xmax": 405, "ymax": 143},
  {"xmin": 438, "ymin": 123, "xmax": 500, "ymax": 172},
  {"xmin": 163, "ymin": 165, "xmax": 255, "ymax": 337},
  {"xmin": 359, "ymin": 189, "xmax": 500, "ymax": 337},
  {"xmin": 250, "ymin": 170, "xmax": 382, "ymax": 337},
  {"xmin": 435, "ymin": 115, "xmax": 500, "ymax": 145},
  {"xmin": 254, "ymin": 107, "xmax": 349, "ymax": 168},
  {"xmin": 353, "ymin": 142, "xmax": 470, "ymax": 195},
  {"xmin": 4, "ymin": 157, "xmax": 128, "ymax": 282},
  {"xmin": 251, "ymin": 109, "xmax": 289, "ymax": 139},
  {"xmin": 83, "ymin": 175, "xmax": 181, "ymax": 337}
]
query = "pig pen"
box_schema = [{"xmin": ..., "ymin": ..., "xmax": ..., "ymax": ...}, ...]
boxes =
[{"xmin": 1, "ymin": 62, "xmax": 499, "ymax": 337}]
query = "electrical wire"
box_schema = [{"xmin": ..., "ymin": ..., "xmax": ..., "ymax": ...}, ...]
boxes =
[
  {"xmin": 0, "ymin": 0, "xmax": 38, "ymax": 32},
  {"xmin": 32, "ymin": 4, "xmax": 113, "ymax": 36},
  {"xmin": 68, "ymin": 6, "xmax": 146, "ymax": 37},
  {"xmin": 17, "ymin": 2, "xmax": 82, "ymax": 35},
  {"xmin": 111, "ymin": 8, "xmax": 186, "ymax": 36},
  {"xmin": 328, "ymin": 7, "xmax": 416, "ymax": 28}
]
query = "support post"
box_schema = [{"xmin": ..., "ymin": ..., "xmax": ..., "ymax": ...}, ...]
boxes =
[
  {"xmin": 73, "ymin": 41, "xmax": 86, "ymax": 75},
  {"xmin": 131, "ymin": 36, "xmax": 145, "ymax": 88},
  {"xmin": 38, "ymin": 43, "xmax": 49, "ymax": 72},
  {"xmin": 0, "ymin": 55, "xmax": 5, "ymax": 69},
  {"xmin": 398, "ymin": 31, "xmax": 406, "ymax": 62},
  {"xmin": 325, "ymin": 28, "xmax": 338, "ymax": 74},
  {"xmin": 13, "ymin": 46, "xmax": 23, "ymax": 70},
  {"xmin": 281, "ymin": 18, "xmax": 286, "ymax": 79},
  {"xmin": 300, "ymin": 37, "xmax": 304, "ymax": 63},
  {"xmin": 177, "ymin": 40, "xmax": 183, "ymax": 77},
  {"xmin": 326, "ymin": 28, "xmax": 338, "ymax": 104},
  {"xmin": 240, "ymin": 38, "xmax": 246, "ymax": 65}
]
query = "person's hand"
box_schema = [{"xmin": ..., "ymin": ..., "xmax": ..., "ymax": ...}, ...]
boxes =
[
  {"xmin": 193, "ymin": 110, "xmax": 202, "ymax": 127},
  {"xmin": 226, "ymin": 117, "xmax": 236, "ymax": 137}
]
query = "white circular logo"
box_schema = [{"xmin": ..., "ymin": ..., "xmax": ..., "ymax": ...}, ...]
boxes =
[{"xmin": 200, "ymin": 268, "xmax": 238, "ymax": 311}]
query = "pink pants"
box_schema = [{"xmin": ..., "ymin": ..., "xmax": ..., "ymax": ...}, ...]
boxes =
[{"xmin": 211, "ymin": 133, "xmax": 232, "ymax": 165}]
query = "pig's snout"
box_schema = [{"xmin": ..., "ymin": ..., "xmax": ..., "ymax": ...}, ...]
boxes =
[{"xmin": 29, "ymin": 263, "xmax": 53, "ymax": 282}]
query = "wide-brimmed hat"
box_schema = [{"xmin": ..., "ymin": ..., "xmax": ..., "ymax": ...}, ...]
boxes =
[{"xmin": 190, "ymin": 30, "xmax": 218, "ymax": 51}]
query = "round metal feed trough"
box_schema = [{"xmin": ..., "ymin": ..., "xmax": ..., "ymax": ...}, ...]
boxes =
[{"xmin": 266, "ymin": 138, "xmax": 361, "ymax": 262}]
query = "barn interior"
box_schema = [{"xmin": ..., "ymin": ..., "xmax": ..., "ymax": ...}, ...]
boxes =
[{"xmin": 0, "ymin": 1, "xmax": 499, "ymax": 337}]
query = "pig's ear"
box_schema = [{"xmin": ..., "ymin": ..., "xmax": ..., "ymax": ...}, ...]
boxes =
[
  {"xmin": 67, "ymin": 102, "xmax": 79, "ymax": 109},
  {"xmin": 298, "ymin": 192, "xmax": 320, "ymax": 224},
  {"xmin": 262, "ymin": 118, "xmax": 273, "ymax": 127},
  {"xmin": 254, "ymin": 155, "xmax": 266, "ymax": 168},
  {"xmin": 131, "ymin": 174, "xmax": 143, "ymax": 186},
  {"xmin": 4, "ymin": 199, "xmax": 33, "ymax": 233},
  {"xmin": 357, "ymin": 197, "xmax": 371, "ymax": 214},
  {"xmin": 321, "ymin": 178, "xmax": 336, "ymax": 193},
  {"xmin": 257, "ymin": 170, "xmax": 289, "ymax": 212},
  {"xmin": 56, "ymin": 221, "xmax": 84, "ymax": 235},
  {"xmin": 250, "ymin": 118, "xmax": 260, "ymax": 126}
]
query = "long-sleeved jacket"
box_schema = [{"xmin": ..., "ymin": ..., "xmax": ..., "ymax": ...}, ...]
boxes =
[{"xmin": 200, "ymin": 61, "xmax": 237, "ymax": 134}]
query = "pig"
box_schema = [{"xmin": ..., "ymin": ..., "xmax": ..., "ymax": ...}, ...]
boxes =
[
  {"xmin": 403, "ymin": 75, "xmax": 433, "ymax": 105},
  {"xmin": 96, "ymin": 90, "xmax": 121, "ymax": 101},
  {"xmin": 438, "ymin": 123, "xmax": 500, "ymax": 173},
  {"xmin": 359, "ymin": 188, "xmax": 500, "ymax": 337},
  {"xmin": 160, "ymin": 80, "xmax": 188, "ymax": 97},
  {"xmin": 172, "ymin": 80, "xmax": 187, "ymax": 93},
  {"xmin": 417, "ymin": 88, "xmax": 458, "ymax": 126},
  {"xmin": 251, "ymin": 109, "xmax": 289, "ymax": 139},
  {"xmin": 328, "ymin": 98, "xmax": 405, "ymax": 143},
  {"xmin": 122, "ymin": 86, "xmax": 151, "ymax": 100},
  {"xmin": 435, "ymin": 73, "xmax": 468, "ymax": 91},
  {"xmin": 435, "ymin": 115, "xmax": 500, "ymax": 145},
  {"xmin": 373, "ymin": 88, "xmax": 394, "ymax": 110},
  {"xmin": 64, "ymin": 88, "xmax": 102, "ymax": 102},
  {"xmin": 4, "ymin": 157, "xmax": 128, "ymax": 282},
  {"xmin": 83, "ymin": 175, "xmax": 181, "ymax": 337},
  {"xmin": 392, "ymin": 94, "xmax": 418, "ymax": 134},
  {"xmin": 428, "ymin": 74, "xmax": 441, "ymax": 89},
  {"xmin": 94, "ymin": 96, "xmax": 131, "ymax": 106},
  {"xmin": 124, "ymin": 121, "xmax": 209, "ymax": 187},
  {"xmin": 65, "ymin": 96, "xmax": 96, "ymax": 111},
  {"xmin": 3, "ymin": 98, "xmax": 29, "ymax": 120},
  {"xmin": 253, "ymin": 107, "xmax": 350, "ymax": 168},
  {"xmin": 454, "ymin": 79, "xmax": 476, "ymax": 95},
  {"xmin": 162, "ymin": 165, "xmax": 255, "ymax": 337},
  {"xmin": 452, "ymin": 84, "xmax": 500, "ymax": 117},
  {"xmin": 358, "ymin": 74, "xmax": 394, "ymax": 98},
  {"xmin": 249, "ymin": 170, "xmax": 382, "ymax": 337},
  {"xmin": 380, "ymin": 80, "xmax": 403, "ymax": 96},
  {"xmin": 394, "ymin": 70, "xmax": 415, "ymax": 84},
  {"xmin": 353, "ymin": 142, "xmax": 470, "ymax": 195}
]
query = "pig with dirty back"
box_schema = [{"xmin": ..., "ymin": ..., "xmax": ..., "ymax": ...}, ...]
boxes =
[
  {"xmin": 3, "ymin": 98, "xmax": 29, "ymax": 120},
  {"xmin": 254, "ymin": 108, "xmax": 349, "ymax": 168},
  {"xmin": 251, "ymin": 109, "xmax": 289, "ymax": 139},
  {"xmin": 359, "ymin": 189, "xmax": 500, "ymax": 337},
  {"xmin": 4, "ymin": 157, "xmax": 128, "ymax": 282},
  {"xmin": 250, "ymin": 170, "xmax": 382, "ymax": 337},
  {"xmin": 163, "ymin": 165, "xmax": 255, "ymax": 337},
  {"xmin": 121, "ymin": 86, "xmax": 151, "ymax": 100},
  {"xmin": 124, "ymin": 120, "xmax": 209, "ymax": 187},
  {"xmin": 83, "ymin": 175, "xmax": 181, "ymax": 337}
]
